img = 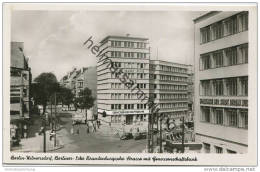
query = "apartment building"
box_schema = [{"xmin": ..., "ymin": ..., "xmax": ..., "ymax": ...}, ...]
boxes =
[
  {"xmin": 194, "ymin": 11, "xmax": 248, "ymax": 153},
  {"xmin": 149, "ymin": 60, "xmax": 189, "ymax": 122},
  {"xmin": 97, "ymin": 35, "xmax": 150, "ymax": 127},
  {"xmin": 10, "ymin": 42, "xmax": 32, "ymax": 143},
  {"xmin": 72, "ymin": 67, "xmax": 97, "ymax": 98}
]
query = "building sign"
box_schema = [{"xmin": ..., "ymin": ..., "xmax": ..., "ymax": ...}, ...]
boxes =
[
  {"xmin": 113, "ymin": 110, "xmax": 149, "ymax": 115},
  {"xmin": 200, "ymin": 98, "xmax": 248, "ymax": 107}
]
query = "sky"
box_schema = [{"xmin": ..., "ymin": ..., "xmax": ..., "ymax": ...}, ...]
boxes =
[{"xmin": 11, "ymin": 10, "xmax": 204, "ymax": 80}]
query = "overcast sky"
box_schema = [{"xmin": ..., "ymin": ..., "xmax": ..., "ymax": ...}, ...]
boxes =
[{"xmin": 11, "ymin": 10, "xmax": 204, "ymax": 80}]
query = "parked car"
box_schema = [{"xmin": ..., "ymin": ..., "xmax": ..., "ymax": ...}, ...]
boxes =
[{"xmin": 72, "ymin": 113, "xmax": 85, "ymax": 124}]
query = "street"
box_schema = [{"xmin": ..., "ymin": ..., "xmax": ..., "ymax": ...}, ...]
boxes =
[{"xmin": 53, "ymin": 112, "xmax": 147, "ymax": 153}]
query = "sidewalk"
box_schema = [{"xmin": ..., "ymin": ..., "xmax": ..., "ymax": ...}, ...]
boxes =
[{"xmin": 13, "ymin": 130, "xmax": 64, "ymax": 152}]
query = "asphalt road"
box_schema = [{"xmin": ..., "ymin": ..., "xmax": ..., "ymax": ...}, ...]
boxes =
[{"xmin": 53, "ymin": 112, "xmax": 147, "ymax": 153}]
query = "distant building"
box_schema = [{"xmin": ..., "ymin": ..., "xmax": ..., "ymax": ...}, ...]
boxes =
[
  {"xmin": 187, "ymin": 65, "xmax": 194, "ymax": 121},
  {"xmin": 149, "ymin": 60, "xmax": 190, "ymax": 122},
  {"xmin": 10, "ymin": 42, "xmax": 32, "ymax": 143},
  {"xmin": 194, "ymin": 11, "xmax": 248, "ymax": 153},
  {"xmin": 60, "ymin": 66, "xmax": 97, "ymax": 113}
]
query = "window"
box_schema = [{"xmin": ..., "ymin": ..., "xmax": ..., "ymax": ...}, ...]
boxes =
[
  {"xmin": 224, "ymin": 16, "xmax": 238, "ymax": 36},
  {"xmin": 201, "ymin": 54, "xmax": 211, "ymax": 70},
  {"xmin": 215, "ymin": 146, "xmax": 223, "ymax": 154},
  {"xmin": 213, "ymin": 51, "xmax": 223, "ymax": 68},
  {"xmin": 111, "ymin": 104, "xmax": 114, "ymax": 110},
  {"xmin": 200, "ymin": 26, "xmax": 211, "ymax": 44},
  {"xmin": 214, "ymin": 108, "xmax": 223, "ymax": 125},
  {"xmin": 201, "ymin": 107, "xmax": 210, "ymax": 123},
  {"xmin": 10, "ymin": 97, "xmax": 20, "ymax": 104},
  {"xmin": 10, "ymin": 111, "xmax": 20, "ymax": 115},
  {"xmin": 226, "ymin": 78, "xmax": 237, "ymax": 96},
  {"xmin": 226, "ymin": 47, "xmax": 238, "ymax": 66},
  {"xmin": 11, "ymin": 69, "xmax": 21, "ymax": 77},
  {"xmin": 213, "ymin": 80, "xmax": 223, "ymax": 96},
  {"xmin": 201, "ymin": 80, "xmax": 211, "ymax": 96},
  {"xmin": 240, "ymin": 110, "xmax": 248, "ymax": 129},
  {"xmin": 241, "ymin": 77, "xmax": 248, "ymax": 96},
  {"xmin": 226, "ymin": 109, "xmax": 238, "ymax": 127},
  {"xmin": 240, "ymin": 44, "xmax": 248, "ymax": 64},
  {"xmin": 239, "ymin": 12, "xmax": 248, "ymax": 32},
  {"xmin": 212, "ymin": 22, "xmax": 224, "ymax": 40},
  {"xmin": 203, "ymin": 143, "xmax": 211, "ymax": 153}
]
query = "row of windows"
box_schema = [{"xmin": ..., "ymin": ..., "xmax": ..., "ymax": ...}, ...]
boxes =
[
  {"xmin": 111, "ymin": 72, "xmax": 148, "ymax": 79},
  {"xmin": 160, "ymin": 102, "xmax": 188, "ymax": 109},
  {"xmin": 111, "ymin": 62, "xmax": 147, "ymax": 69},
  {"xmin": 160, "ymin": 75, "xmax": 187, "ymax": 82},
  {"xmin": 200, "ymin": 43, "xmax": 248, "ymax": 70},
  {"xmin": 111, "ymin": 83, "xmax": 148, "ymax": 89},
  {"xmin": 110, "ymin": 51, "xmax": 147, "ymax": 59},
  {"xmin": 159, "ymin": 65, "xmax": 187, "ymax": 74},
  {"xmin": 201, "ymin": 107, "xmax": 248, "ymax": 129},
  {"xmin": 200, "ymin": 76, "xmax": 248, "ymax": 96},
  {"xmin": 160, "ymin": 84, "xmax": 188, "ymax": 91},
  {"xmin": 159, "ymin": 94, "xmax": 187, "ymax": 100},
  {"xmin": 203, "ymin": 143, "xmax": 237, "ymax": 154},
  {"xmin": 110, "ymin": 41, "xmax": 147, "ymax": 49},
  {"xmin": 200, "ymin": 12, "xmax": 248, "ymax": 44},
  {"xmin": 111, "ymin": 93, "xmax": 148, "ymax": 100},
  {"xmin": 111, "ymin": 104, "xmax": 146, "ymax": 110}
]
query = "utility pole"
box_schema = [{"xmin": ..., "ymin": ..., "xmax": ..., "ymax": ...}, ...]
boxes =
[
  {"xmin": 159, "ymin": 114, "xmax": 162, "ymax": 153},
  {"xmin": 50, "ymin": 96, "xmax": 53, "ymax": 130},
  {"xmin": 151, "ymin": 112, "xmax": 154, "ymax": 153},
  {"xmin": 181, "ymin": 116, "xmax": 185, "ymax": 153},
  {"xmin": 54, "ymin": 92, "xmax": 57, "ymax": 147},
  {"xmin": 147, "ymin": 114, "xmax": 151, "ymax": 153},
  {"xmin": 43, "ymin": 125, "xmax": 46, "ymax": 153}
]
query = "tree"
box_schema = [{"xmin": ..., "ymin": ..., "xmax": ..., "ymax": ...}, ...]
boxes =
[
  {"xmin": 31, "ymin": 72, "xmax": 59, "ymax": 114},
  {"xmin": 75, "ymin": 87, "xmax": 95, "ymax": 119},
  {"xmin": 58, "ymin": 87, "xmax": 74, "ymax": 110}
]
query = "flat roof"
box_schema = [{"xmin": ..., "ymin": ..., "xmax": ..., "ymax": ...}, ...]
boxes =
[
  {"xmin": 100, "ymin": 35, "xmax": 149, "ymax": 44},
  {"xmin": 193, "ymin": 11, "xmax": 220, "ymax": 23},
  {"xmin": 150, "ymin": 59, "xmax": 191, "ymax": 67}
]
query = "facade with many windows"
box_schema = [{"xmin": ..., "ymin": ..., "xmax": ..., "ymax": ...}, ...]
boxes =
[
  {"xmin": 149, "ymin": 60, "xmax": 189, "ymax": 122},
  {"xmin": 194, "ymin": 11, "xmax": 248, "ymax": 153},
  {"xmin": 97, "ymin": 35, "xmax": 150, "ymax": 128},
  {"xmin": 97, "ymin": 35, "xmax": 191, "ymax": 130}
]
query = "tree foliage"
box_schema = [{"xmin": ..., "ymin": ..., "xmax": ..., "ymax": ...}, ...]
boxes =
[
  {"xmin": 75, "ymin": 87, "xmax": 95, "ymax": 111},
  {"xmin": 58, "ymin": 86, "xmax": 74, "ymax": 108},
  {"xmin": 31, "ymin": 72, "xmax": 59, "ymax": 114}
]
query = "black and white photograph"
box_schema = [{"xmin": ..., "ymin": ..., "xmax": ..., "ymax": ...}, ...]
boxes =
[{"xmin": 2, "ymin": 2, "xmax": 258, "ymax": 166}]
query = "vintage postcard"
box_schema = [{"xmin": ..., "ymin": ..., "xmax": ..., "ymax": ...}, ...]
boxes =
[{"xmin": 2, "ymin": 2, "xmax": 258, "ymax": 166}]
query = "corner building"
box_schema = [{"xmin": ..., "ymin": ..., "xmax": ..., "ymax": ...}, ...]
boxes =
[
  {"xmin": 194, "ymin": 11, "xmax": 248, "ymax": 153},
  {"xmin": 97, "ymin": 35, "xmax": 190, "ymax": 130},
  {"xmin": 97, "ymin": 36, "xmax": 150, "ymax": 128}
]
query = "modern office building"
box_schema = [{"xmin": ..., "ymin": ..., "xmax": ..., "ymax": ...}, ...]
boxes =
[
  {"xmin": 97, "ymin": 35, "xmax": 150, "ymax": 128},
  {"xmin": 149, "ymin": 60, "xmax": 189, "ymax": 122},
  {"xmin": 10, "ymin": 42, "xmax": 32, "ymax": 143},
  {"xmin": 194, "ymin": 11, "xmax": 248, "ymax": 153},
  {"xmin": 97, "ymin": 35, "xmax": 191, "ymax": 130}
]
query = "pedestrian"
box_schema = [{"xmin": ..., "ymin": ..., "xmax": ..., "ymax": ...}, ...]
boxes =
[
  {"xmin": 86, "ymin": 122, "xmax": 90, "ymax": 134},
  {"xmin": 76, "ymin": 125, "xmax": 80, "ymax": 135},
  {"xmin": 97, "ymin": 120, "xmax": 100, "ymax": 129},
  {"xmin": 92, "ymin": 121, "xmax": 96, "ymax": 132},
  {"xmin": 70, "ymin": 126, "xmax": 74, "ymax": 135}
]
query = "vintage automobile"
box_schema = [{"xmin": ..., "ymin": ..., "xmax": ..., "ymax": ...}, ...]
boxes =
[{"xmin": 72, "ymin": 113, "xmax": 86, "ymax": 124}]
